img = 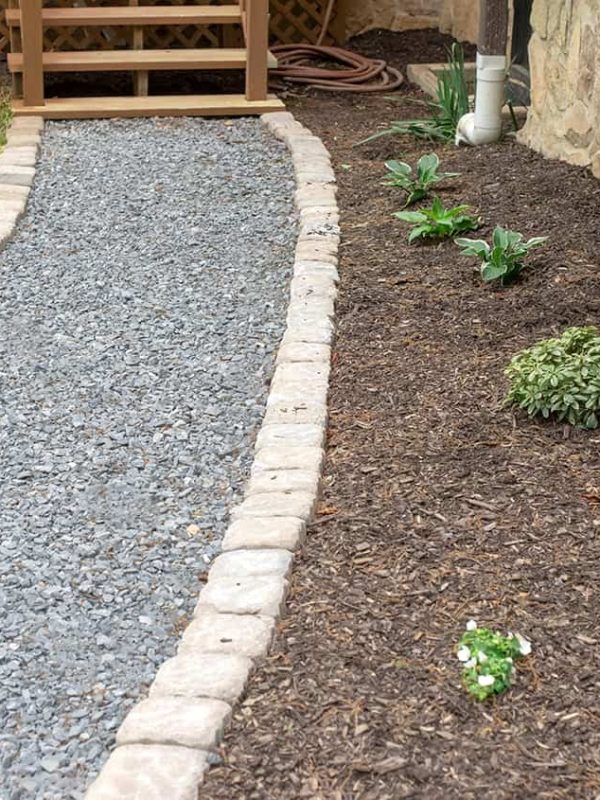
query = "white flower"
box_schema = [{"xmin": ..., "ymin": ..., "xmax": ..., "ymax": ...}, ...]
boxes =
[
  {"xmin": 506, "ymin": 656, "xmax": 513, "ymax": 664},
  {"xmin": 466, "ymin": 619, "xmax": 477, "ymax": 631},
  {"xmin": 457, "ymin": 646, "xmax": 471, "ymax": 662},
  {"xmin": 477, "ymin": 650, "xmax": 488, "ymax": 663},
  {"xmin": 515, "ymin": 633, "xmax": 532, "ymax": 656},
  {"xmin": 478, "ymin": 674, "xmax": 495, "ymax": 687},
  {"xmin": 465, "ymin": 657, "xmax": 477, "ymax": 669}
]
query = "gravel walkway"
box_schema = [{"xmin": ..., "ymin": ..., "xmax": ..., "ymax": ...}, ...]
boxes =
[{"xmin": 0, "ymin": 118, "xmax": 296, "ymax": 800}]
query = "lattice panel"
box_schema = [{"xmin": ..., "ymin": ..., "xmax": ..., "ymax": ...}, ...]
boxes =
[{"xmin": 0, "ymin": 0, "xmax": 334, "ymax": 52}]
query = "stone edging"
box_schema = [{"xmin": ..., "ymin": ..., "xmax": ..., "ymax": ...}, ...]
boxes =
[
  {"xmin": 84, "ymin": 111, "xmax": 339, "ymax": 800},
  {"xmin": 0, "ymin": 116, "xmax": 44, "ymax": 245}
]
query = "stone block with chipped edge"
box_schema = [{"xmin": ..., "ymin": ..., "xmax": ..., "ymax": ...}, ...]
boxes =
[
  {"xmin": 299, "ymin": 205, "xmax": 339, "ymax": 221},
  {"xmin": 0, "ymin": 200, "xmax": 26, "ymax": 216},
  {"xmin": 0, "ymin": 168, "xmax": 34, "ymax": 188},
  {"xmin": 263, "ymin": 399, "xmax": 327, "ymax": 427},
  {"xmin": 295, "ymin": 188, "xmax": 337, "ymax": 211},
  {"xmin": 195, "ymin": 575, "xmax": 288, "ymax": 617},
  {"xmin": 0, "ymin": 183, "xmax": 30, "ymax": 198},
  {"xmin": 4, "ymin": 133, "xmax": 41, "ymax": 148},
  {"xmin": 287, "ymin": 293, "xmax": 335, "ymax": 316},
  {"xmin": 84, "ymin": 744, "xmax": 208, "ymax": 800},
  {"xmin": 232, "ymin": 490, "xmax": 316, "ymax": 521},
  {"xmin": 251, "ymin": 444, "xmax": 324, "ymax": 474},
  {"xmin": 9, "ymin": 116, "xmax": 44, "ymax": 133},
  {"xmin": 298, "ymin": 219, "xmax": 340, "ymax": 238},
  {"xmin": 179, "ymin": 609, "xmax": 275, "ymax": 658},
  {"xmin": 0, "ymin": 147, "xmax": 38, "ymax": 166},
  {"xmin": 116, "ymin": 696, "xmax": 231, "ymax": 750},
  {"xmin": 296, "ymin": 168, "xmax": 336, "ymax": 184},
  {"xmin": 276, "ymin": 341, "xmax": 331, "ymax": 364},
  {"xmin": 293, "ymin": 260, "xmax": 340, "ymax": 283},
  {"xmin": 210, "ymin": 548, "xmax": 293, "ymax": 580},
  {"xmin": 256, "ymin": 423, "xmax": 325, "ymax": 451},
  {"xmin": 281, "ymin": 324, "xmax": 334, "ymax": 347},
  {"xmin": 149, "ymin": 652, "xmax": 252, "ymax": 704},
  {"xmin": 268, "ymin": 381, "xmax": 328, "ymax": 409},
  {"xmin": 247, "ymin": 468, "xmax": 320, "ymax": 497},
  {"xmin": 290, "ymin": 278, "xmax": 337, "ymax": 302},
  {"xmin": 295, "ymin": 243, "xmax": 338, "ymax": 266},
  {"xmin": 222, "ymin": 516, "xmax": 306, "ymax": 552},
  {"xmin": 273, "ymin": 361, "xmax": 330, "ymax": 386}
]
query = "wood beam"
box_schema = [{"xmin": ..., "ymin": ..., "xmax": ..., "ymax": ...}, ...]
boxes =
[{"xmin": 20, "ymin": 0, "xmax": 44, "ymax": 106}]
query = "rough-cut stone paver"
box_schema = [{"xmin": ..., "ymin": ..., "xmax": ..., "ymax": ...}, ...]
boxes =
[
  {"xmin": 85, "ymin": 744, "xmax": 208, "ymax": 800},
  {"xmin": 251, "ymin": 445, "xmax": 325, "ymax": 474},
  {"xmin": 263, "ymin": 398, "xmax": 327, "ymax": 426},
  {"xmin": 150, "ymin": 652, "xmax": 252, "ymax": 704},
  {"xmin": 255, "ymin": 423, "xmax": 325, "ymax": 450},
  {"xmin": 116, "ymin": 696, "xmax": 231, "ymax": 749},
  {"xmin": 179, "ymin": 608, "xmax": 275, "ymax": 657},
  {"xmin": 195, "ymin": 575, "xmax": 288, "ymax": 617},
  {"xmin": 247, "ymin": 468, "xmax": 320, "ymax": 496},
  {"xmin": 232, "ymin": 490, "xmax": 316, "ymax": 520},
  {"xmin": 276, "ymin": 341, "xmax": 331, "ymax": 364},
  {"xmin": 209, "ymin": 548, "xmax": 293, "ymax": 579},
  {"xmin": 221, "ymin": 516, "xmax": 306, "ymax": 552}
]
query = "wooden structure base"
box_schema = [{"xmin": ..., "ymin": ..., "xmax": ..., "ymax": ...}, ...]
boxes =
[{"xmin": 12, "ymin": 93, "xmax": 285, "ymax": 118}]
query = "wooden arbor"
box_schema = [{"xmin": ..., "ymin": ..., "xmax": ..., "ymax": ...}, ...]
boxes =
[{"xmin": 8, "ymin": 0, "xmax": 284, "ymax": 118}]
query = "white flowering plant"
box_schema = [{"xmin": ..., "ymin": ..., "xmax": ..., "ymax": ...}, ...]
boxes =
[{"xmin": 457, "ymin": 620, "xmax": 531, "ymax": 701}]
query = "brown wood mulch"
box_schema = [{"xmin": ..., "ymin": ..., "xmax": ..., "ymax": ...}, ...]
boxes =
[{"xmin": 201, "ymin": 29, "xmax": 600, "ymax": 800}]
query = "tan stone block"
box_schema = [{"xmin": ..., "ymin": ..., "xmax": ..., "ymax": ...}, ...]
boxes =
[
  {"xmin": 281, "ymin": 322, "xmax": 335, "ymax": 346},
  {"xmin": 251, "ymin": 445, "xmax": 324, "ymax": 474},
  {"xmin": 256, "ymin": 423, "xmax": 325, "ymax": 451},
  {"xmin": 9, "ymin": 116, "xmax": 44, "ymax": 133},
  {"xmin": 276, "ymin": 341, "xmax": 331, "ymax": 364},
  {"xmin": 195, "ymin": 575, "xmax": 288, "ymax": 617},
  {"xmin": 84, "ymin": 744, "xmax": 208, "ymax": 800},
  {"xmin": 0, "ymin": 166, "xmax": 35, "ymax": 187},
  {"xmin": 116, "ymin": 697, "xmax": 231, "ymax": 749},
  {"xmin": 180, "ymin": 608, "xmax": 275, "ymax": 657},
  {"xmin": 268, "ymin": 379, "xmax": 328, "ymax": 409},
  {"xmin": 221, "ymin": 516, "xmax": 306, "ymax": 552},
  {"xmin": 0, "ymin": 183, "xmax": 30, "ymax": 198},
  {"xmin": 290, "ymin": 275, "xmax": 337, "ymax": 302},
  {"xmin": 263, "ymin": 399, "xmax": 327, "ymax": 426},
  {"xmin": 295, "ymin": 185, "xmax": 337, "ymax": 210},
  {"xmin": 5, "ymin": 133, "xmax": 40, "ymax": 148},
  {"xmin": 232, "ymin": 490, "xmax": 316, "ymax": 521},
  {"xmin": 0, "ymin": 147, "xmax": 37, "ymax": 167},
  {"xmin": 150, "ymin": 652, "xmax": 252, "ymax": 704},
  {"xmin": 210, "ymin": 548, "xmax": 293, "ymax": 580},
  {"xmin": 273, "ymin": 360, "xmax": 330, "ymax": 386},
  {"xmin": 295, "ymin": 241, "xmax": 338, "ymax": 265},
  {"xmin": 247, "ymin": 468, "xmax": 320, "ymax": 496},
  {"xmin": 293, "ymin": 259, "xmax": 340, "ymax": 283}
]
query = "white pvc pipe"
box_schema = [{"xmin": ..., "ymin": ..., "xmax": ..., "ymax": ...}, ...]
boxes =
[{"xmin": 455, "ymin": 52, "xmax": 507, "ymax": 146}]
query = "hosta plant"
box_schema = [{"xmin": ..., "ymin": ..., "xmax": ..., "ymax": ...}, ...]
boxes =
[
  {"xmin": 457, "ymin": 620, "xmax": 531, "ymax": 701},
  {"xmin": 505, "ymin": 326, "xmax": 600, "ymax": 429},
  {"xmin": 383, "ymin": 153, "xmax": 459, "ymax": 207},
  {"xmin": 455, "ymin": 226, "xmax": 547, "ymax": 285},
  {"xmin": 394, "ymin": 196, "xmax": 480, "ymax": 242}
]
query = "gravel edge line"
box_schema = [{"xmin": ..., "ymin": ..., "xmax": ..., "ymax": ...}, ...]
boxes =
[
  {"xmin": 83, "ymin": 111, "xmax": 339, "ymax": 800},
  {"xmin": 0, "ymin": 116, "xmax": 44, "ymax": 242}
]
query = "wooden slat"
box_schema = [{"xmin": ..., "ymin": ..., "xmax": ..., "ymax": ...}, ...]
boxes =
[
  {"xmin": 245, "ymin": 0, "xmax": 268, "ymax": 101},
  {"xmin": 8, "ymin": 48, "xmax": 277, "ymax": 73},
  {"xmin": 5, "ymin": 5, "xmax": 243, "ymax": 27},
  {"xmin": 12, "ymin": 93, "xmax": 285, "ymax": 119},
  {"xmin": 20, "ymin": 0, "xmax": 44, "ymax": 106}
]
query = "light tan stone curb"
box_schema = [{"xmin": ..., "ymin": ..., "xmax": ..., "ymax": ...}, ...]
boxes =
[
  {"xmin": 84, "ymin": 111, "xmax": 339, "ymax": 800},
  {"xmin": 0, "ymin": 116, "xmax": 43, "ymax": 243}
]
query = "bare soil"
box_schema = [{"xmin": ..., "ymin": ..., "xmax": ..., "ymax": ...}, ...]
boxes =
[{"xmin": 201, "ymin": 29, "xmax": 600, "ymax": 800}]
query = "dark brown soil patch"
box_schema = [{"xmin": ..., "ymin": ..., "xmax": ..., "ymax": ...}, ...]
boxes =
[{"xmin": 202, "ymin": 29, "xmax": 600, "ymax": 800}]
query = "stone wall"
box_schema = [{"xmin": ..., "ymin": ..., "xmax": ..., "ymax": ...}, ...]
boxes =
[
  {"xmin": 439, "ymin": 0, "xmax": 479, "ymax": 43},
  {"xmin": 518, "ymin": 0, "xmax": 600, "ymax": 177},
  {"xmin": 342, "ymin": 0, "xmax": 441, "ymax": 39}
]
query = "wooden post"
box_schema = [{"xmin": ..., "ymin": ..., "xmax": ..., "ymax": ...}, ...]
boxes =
[
  {"xmin": 130, "ymin": 0, "xmax": 148, "ymax": 96},
  {"xmin": 479, "ymin": 0, "xmax": 509, "ymax": 55},
  {"xmin": 20, "ymin": 0, "xmax": 44, "ymax": 106},
  {"xmin": 245, "ymin": 0, "xmax": 268, "ymax": 102}
]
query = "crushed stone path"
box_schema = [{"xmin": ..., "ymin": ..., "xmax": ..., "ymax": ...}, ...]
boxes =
[{"xmin": 0, "ymin": 117, "xmax": 295, "ymax": 800}]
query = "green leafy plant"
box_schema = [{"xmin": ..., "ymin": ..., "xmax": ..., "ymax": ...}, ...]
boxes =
[
  {"xmin": 383, "ymin": 153, "xmax": 459, "ymax": 206},
  {"xmin": 362, "ymin": 43, "xmax": 470, "ymax": 144},
  {"xmin": 0, "ymin": 81, "xmax": 13, "ymax": 149},
  {"xmin": 457, "ymin": 619, "xmax": 531, "ymax": 701},
  {"xmin": 455, "ymin": 226, "xmax": 547, "ymax": 285},
  {"xmin": 394, "ymin": 196, "xmax": 480, "ymax": 242},
  {"xmin": 505, "ymin": 326, "xmax": 600, "ymax": 429}
]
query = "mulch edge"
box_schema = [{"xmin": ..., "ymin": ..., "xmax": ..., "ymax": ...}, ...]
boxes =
[{"xmin": 83, "ymin": 111, "xmax": 341, "ymax": 800}]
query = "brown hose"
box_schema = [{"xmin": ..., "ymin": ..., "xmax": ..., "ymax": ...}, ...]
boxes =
[{"xmin": 269, "ymin": 0, "xmax": 404, "ymax": 93}]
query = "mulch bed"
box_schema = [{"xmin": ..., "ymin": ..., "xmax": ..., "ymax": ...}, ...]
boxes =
[{"xmin": 201, "ymin": 29, "xmax": 600, "ymax": 800}]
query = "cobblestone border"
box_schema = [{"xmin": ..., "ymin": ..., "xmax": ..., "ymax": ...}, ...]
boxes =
[
  {"xmin": 0, "ymin": 116, "xmax": 44, "ymax": 244},
  {"xmin": 84, "ymin": 111, "xmax": 339, "ymax": 800}
]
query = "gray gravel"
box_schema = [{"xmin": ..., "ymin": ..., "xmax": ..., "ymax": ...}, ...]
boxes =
[{"xmin": 0, "ymin": 117, "xmax": 295, "ymax": 799}]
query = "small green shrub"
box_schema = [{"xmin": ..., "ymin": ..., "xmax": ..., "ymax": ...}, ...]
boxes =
[
  {"xmin": 0, "ymin": 82, "xmax": 13, "ymax": 149},
  {"xmin": 362, "ymin": 43, "xmax": 471, "ymax": 144},
  {"xmin": 455, "ymin": 226, "xmax": 547, "ymax": 285},
  {"xmin": 394, "ymin": 196, "xmax": 480, "ymax": 242},
  {"xmin": 505, "ymin": 326, "xmax": 600, "ymax": 429},
  {"xmin": 457, "ymin": 620, "xmax": 531, "ymax": 701},
  {"xmin": 383, "ymin": 153, "xmax": 459, "ymax": 207}
]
